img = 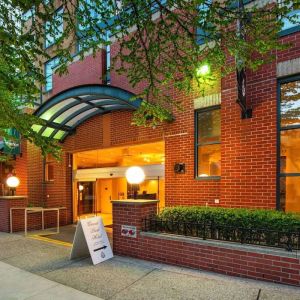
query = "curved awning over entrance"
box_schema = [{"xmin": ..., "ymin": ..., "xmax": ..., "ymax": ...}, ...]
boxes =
[{"xmin": 33, "ymin": 85, "xmax": 141, "ymax": 141}]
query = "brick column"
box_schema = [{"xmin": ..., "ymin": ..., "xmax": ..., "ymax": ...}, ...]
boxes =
[{"xmin": 112, "ymin": 200, "xmax": 159, "ymax": 257}]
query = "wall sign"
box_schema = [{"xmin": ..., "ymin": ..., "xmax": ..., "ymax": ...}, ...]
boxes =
[
  {"xmin": 70, "ymin": 216, "xmax": 113, "ymax": 265},
  {"xmin": 3, "ymin": 128, "xmax": 21, "ymax": 155},
  {"xmin": 121, "ymin": 225, "xmax": 137, "ymax": 238}
]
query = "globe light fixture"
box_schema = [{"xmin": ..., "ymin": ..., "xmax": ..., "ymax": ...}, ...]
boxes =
[
  {"xmin": 78, "ymin": 184, "xmax": 84, "ymax": 191},
  {"xmin": 196, "ymin": 64, "xmax": 210, "ymax": 77},
  {"xmin": 6, "ymin": 175, "xmax": 20, "ymax": 196},
  {"xmin": 6, "ymin": 175, "xmax": 20, "ymax": 188},
  {"xmin": 125, "ymin": 166, "xmax": 145, "ymax": 184}
]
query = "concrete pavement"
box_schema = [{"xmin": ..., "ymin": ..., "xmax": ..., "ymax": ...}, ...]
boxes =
[
  {"xmin": 0, "ymin": 261, "xmax": 101, "ymax": 300},
  {"xmin": 0, "ymin": 231, "xmax": 300, "ymax": 300}
]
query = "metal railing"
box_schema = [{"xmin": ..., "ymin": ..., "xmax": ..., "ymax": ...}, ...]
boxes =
[{"xmin": 142, "ymin": 218, "xmax": 300, "ymax": 251}]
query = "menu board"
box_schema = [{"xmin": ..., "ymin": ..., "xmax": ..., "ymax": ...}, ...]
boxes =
[{"xmin": 70, "ymin": 216, "xmax": 113, "ymax": 265}]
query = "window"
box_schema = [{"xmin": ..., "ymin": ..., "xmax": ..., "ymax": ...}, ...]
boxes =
[
  {"xmin": 196, "ymin": 0, "xmax": 212, "ymax": 45},
  {"xmin": 44, "ymin": 57, "xmax": 59, "ymax": 92},
  {"xmin": 279, "ymin": 77, "xmax": 300, "ymax": 212},
  {"xmin": 104, "ymin": 32, "xmax": 111, "ymax": 84},
  {"xmin": 45, "ymin": 7, "xmax": 63, "ymax": 48},
  {"xmin": 280, "ymin": 1, "xmax": 300, "ymax": 35},
  {"xmin": 195, "ymin": 106, "xmax": 221, "ymax": 178},
  {"xmin": 44, "ymin": 154, "xmax": 55, "ymax": 182},
  {"xmin": 22, "ymin": 8, "xmax": 35, "ymax": 21},
  {"xmin": 78, "ymin": 0, "xmax": 101, "ymax": 31}
]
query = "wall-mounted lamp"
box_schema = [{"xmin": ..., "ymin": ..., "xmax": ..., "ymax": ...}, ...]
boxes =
[
  {"xmin": 174, "ymin": 163, "xmax": 185, "ymax": 174},
  {"xmin": 78, "ymin": 184, "xmax": 84, "ymax": 192},
  {"xmin": 6, "ymin": 174, "xmax": 20, "ymax": 196},
  {"xmin": 196, "ymin": 64, "xmax": 210, "ymax": 77}
]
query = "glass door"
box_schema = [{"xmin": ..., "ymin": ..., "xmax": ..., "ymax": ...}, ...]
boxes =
[{"xmin": 78, "ymin": 181, "xmax": 95, "ymax": 216}]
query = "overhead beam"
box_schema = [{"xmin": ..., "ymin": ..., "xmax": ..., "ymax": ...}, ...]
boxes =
[
  {"xmin": 45, "ymin": 121, "xmax": 73, "ymax": 132},
  {"xmin": 74, "ymin": 97, "xmax": 105, "ymax": 111}
]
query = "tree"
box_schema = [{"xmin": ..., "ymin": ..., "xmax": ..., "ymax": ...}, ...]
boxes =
[{"xmin": 0, "ymin": 0, "xmax": 299, "ymax": 156}]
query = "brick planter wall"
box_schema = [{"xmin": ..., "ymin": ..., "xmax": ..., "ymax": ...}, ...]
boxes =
[
  {"xmin": 0, "ymin": 195, "xmax": 68, "ymax": 233},
  {"xmin": 112, "ymin": 201, "xmax": 300, "ymax": 286},
  {"xmin": 9, "ymin": 209, "xmax": 68, "ymax": 233},
  {"xmin": 112, "ymin": 200, "xmax": 158, "ymax": 257},
  {"xmin": 0, "ymin": 197, "xmax": 27, "ymax": 232}
]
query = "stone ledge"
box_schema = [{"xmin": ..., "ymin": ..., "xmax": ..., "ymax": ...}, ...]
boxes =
[
  {"xmin": 277, "ymin": 57, "xmax": 300, "ymax": 78},
  {"xmin": 111, "ymin": 199, "xmax": 159, "ymax": 205},
  {"xmin": 140, "ymin": 231, "xmax": 299, "ymax": 259},
  {"xmin": 0, "ymin": 196, "xmax": 27, "ymax": 200}
]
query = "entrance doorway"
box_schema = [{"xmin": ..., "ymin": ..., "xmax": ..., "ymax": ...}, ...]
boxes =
[
  {"xmin": 77, "ymin": 181, "xmax": 95, "ymax": 216},
  {"xmin": 72, "ymin": 141, "xmax": 165, "ymax": 223}
]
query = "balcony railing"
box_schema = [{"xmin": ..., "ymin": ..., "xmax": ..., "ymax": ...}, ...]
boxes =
[{"xmin": 142, "ymin": 218, "xmax": 300, "ymax": 251}]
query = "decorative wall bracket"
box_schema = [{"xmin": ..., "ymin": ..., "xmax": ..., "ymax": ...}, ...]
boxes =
[
  {"xmin": 236, "ymin": 68, "xmax": 252, "ymax": 119},
  {"xmin": 236, "ymin": 98, "xmax": 252, "ymax": 119}
]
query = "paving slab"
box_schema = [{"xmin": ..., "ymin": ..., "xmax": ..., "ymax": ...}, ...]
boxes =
[
  {"xmin": 0, "ymin": 261, "xmax": 58, "ymax": 300},
  {"xmin": 26, "ymin": 284, "xmax": 101, "ymax": 300},
  {"xmin": 0, "ymin": 232, "xmax": 24, "ymax": 242},
  {"xmin": 110, "ymin": 268, "xmax": 260, "ymax": 300},
  {"xmin": 3, "ymin": 243, "xmax": 72, "ymax": 275},
  {"xmin": 259, "ymin": 289, "xmax": 300, "ymax": 300},
  {"xmin": 44, "ymin": 256, "xmax": 155, "ymax": 299},
  {"xmin": 0, "ymin": 238, "xmax": 49, "ymax": 260}
]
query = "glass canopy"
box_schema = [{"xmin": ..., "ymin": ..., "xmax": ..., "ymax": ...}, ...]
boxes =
[{"xmin": 33, "ymin": 85, "xmax": 141, "ymax": 141}]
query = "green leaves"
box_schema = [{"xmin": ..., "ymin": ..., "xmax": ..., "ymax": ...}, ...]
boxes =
[
  {"xmin": 0, "ymin": 0, "xmax": 299, "ymax": 154},
  {"xmin": 159, "ymin": 206, "xmax": 300, "ymax": 232}
]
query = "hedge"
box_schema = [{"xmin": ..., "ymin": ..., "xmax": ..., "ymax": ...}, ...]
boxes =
[{"xmin": 158, "ymin": 206, "xmax": 300, "ymax": 232}]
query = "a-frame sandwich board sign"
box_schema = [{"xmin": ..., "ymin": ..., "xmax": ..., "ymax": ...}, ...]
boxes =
[{"xmin": 70, "ymin": 216, "xmax": 113, "ymax": 265}]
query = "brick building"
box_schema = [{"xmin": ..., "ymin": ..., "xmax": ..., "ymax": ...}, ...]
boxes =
[{"xmin": 1, "ymin": 1, "xmax": 300, "ymax": 229}]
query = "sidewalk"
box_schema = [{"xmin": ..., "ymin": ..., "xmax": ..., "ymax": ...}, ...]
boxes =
[
  {"xmin": 0, "ymin": 261, "xmax": 101, "ymax": 300},
  {"xmin": 1, "ymin": 232, "xmax": 300, "ymax": 299}
]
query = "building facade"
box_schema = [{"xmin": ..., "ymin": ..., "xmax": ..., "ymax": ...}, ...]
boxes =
[{"xmin": 1, "ymin": 2, "xmax": 300, "ymax": 228}]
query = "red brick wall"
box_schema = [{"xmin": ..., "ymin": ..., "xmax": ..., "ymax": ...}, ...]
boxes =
[
  {"xmin": 113, "ymin": 201, "xmax": 300, "ymax": 286},
  {"xmin": 27, "ymin": 143, "xmax": 44, "ymax": 207},
  {"xmin": 15, "ymin": 141, "xmax": 28, "ymax": 196},
  {"xmin": 0, "ymin": 197, "xmax": 27, "ymax": 232},
  {"xmin": 20, "ymin": 143, "xmax": 72, "ymax": 228},
  {"xmin": 51, "ymin": 51, "xmax": 104, "ymax": 97},
  {"xmin": 220, "ymin": 62, "xmax": 277, "ymax": 208},
  {"xmin": 14, "ymin": 31, "xmax": 300, "ymax": 223},
  {"xmin": 112, "ymin": 201, "xmax": 158, "ymax": 256}
]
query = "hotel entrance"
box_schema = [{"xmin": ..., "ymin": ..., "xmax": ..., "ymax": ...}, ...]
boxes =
[
  {"xmin": 72, "ymin": 141, "xmax": 165, "ymax": 224},
  {"xmin": 77, "ymin": 181, "xmax": 95, "ymax": 216}
]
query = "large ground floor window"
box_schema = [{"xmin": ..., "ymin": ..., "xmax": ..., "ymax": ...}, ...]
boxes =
[{"xmin": 278, "ymin": 76, "xmax": 300, "ymax": 212}]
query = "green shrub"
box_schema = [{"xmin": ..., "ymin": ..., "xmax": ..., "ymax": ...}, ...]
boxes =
[{"xmin": 158, "ymin": 206, "xmax": 300, "ymax": 232}]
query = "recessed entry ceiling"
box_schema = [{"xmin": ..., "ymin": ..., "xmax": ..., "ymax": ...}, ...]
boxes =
[
  {"xmin": 33, "ymin": 85, "xmax": 141, "ymax": 141},
  {"xmin": 74, "ymin": 141, "xmax": 165, "ymax": 169}
]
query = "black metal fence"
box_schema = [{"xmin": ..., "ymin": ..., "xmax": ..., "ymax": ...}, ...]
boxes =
[{"xmin": 142, "ymin": 218, "xmax": 300, "ymax": 251}]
